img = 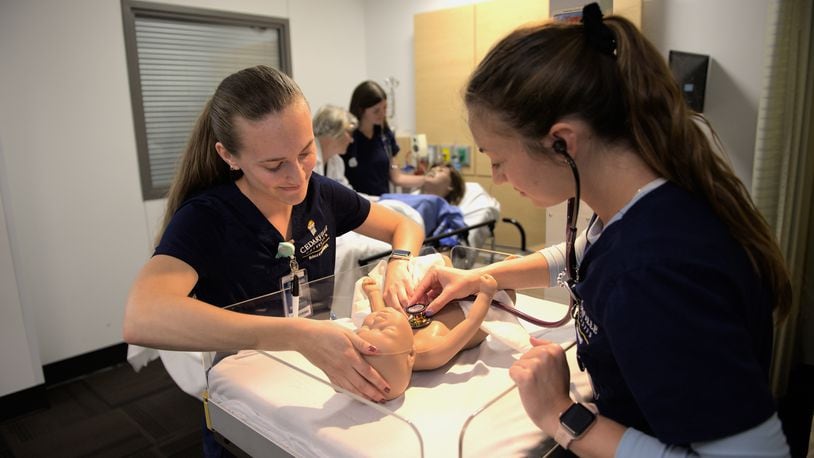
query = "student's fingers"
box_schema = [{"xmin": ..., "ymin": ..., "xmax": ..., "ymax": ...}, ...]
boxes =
[
  {"xmin": 348, "ymin": 333, "xmax": 392, "ymax": 397},
  {"xmin": 409, "ymin": 268, "xmax": 443, "ymax": 305},
  {"xmin": 510, "ymin": 340, "xmax": 572, "ymax": 418},
  {"xmin": 303, "ymin": 323, "xmax": 389, "ymax": 402},
  {"xmin": 326, "ymin": 371, "xmax": 386, "ymax": 403},
  {"xmin": 323, "ymin": 335, "xmax": 389, "ymax": 402},
  {"xmin": 384, "ymin": 287, "xmax": 409, "ymax": 313},
  {"xmin": 510, "ymin": 341, "xmax": 563, "ymax": 386},
  {"xmin": 513, "ymin": 339, "xmax": 570, "ymax": 390},
  {"xmin": 424, "ymin": 287, "xmax": 459, "ymax": 316},
  {"xmin": 529, "ymin": 336, "xmax": 553, "ymax": 347},
  {"xmin": 423, "ymin": 270, "xmax": 477, "ymax": 315},
  {"xmin": 383, "ymin": 265, "xmax": 413, "ymax": 312}
]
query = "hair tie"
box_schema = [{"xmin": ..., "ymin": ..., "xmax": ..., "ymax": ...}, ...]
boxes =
[{"xmin": 581, "ymin": 2, "xmax": 617, "ymax": 57}]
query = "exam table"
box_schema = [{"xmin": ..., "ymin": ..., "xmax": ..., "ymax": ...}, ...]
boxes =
[{"xmin": 202, "ymin": 248, "xmax": 592, "ymax": 457}]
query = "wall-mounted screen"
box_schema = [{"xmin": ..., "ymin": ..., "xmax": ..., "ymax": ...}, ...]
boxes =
[{"xmin": 669, "ymin": 50, "xmax": 710, "ymax": 113}]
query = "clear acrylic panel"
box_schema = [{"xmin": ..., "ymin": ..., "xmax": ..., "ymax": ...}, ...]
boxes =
[
  {"xmin": 204, "ymin": 261, "xmax": 424, "ymax": 457},
  {"xmin": 203, "ymin": 248, "xmax": 571, "ymax": 457}
]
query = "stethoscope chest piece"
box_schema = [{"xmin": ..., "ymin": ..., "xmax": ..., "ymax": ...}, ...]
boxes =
[{"xmin": 407, "ymin": 304, "xmax": 432, "ymax": 329}]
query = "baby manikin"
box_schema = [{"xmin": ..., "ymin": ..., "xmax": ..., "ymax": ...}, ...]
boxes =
[{"xmin": 356, "ymin": 273, "xmax": 497, "ymax": 400}]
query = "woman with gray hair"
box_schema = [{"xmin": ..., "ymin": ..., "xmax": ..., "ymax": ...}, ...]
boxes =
[{"xmin": 312, "ymin": 104, "xmax": 356, "ymax": 188}]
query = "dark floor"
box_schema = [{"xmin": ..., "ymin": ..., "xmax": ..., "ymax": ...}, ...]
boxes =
[{"xmin": 0, "ymin": 360, "xmax": 204, "ymax": 458}]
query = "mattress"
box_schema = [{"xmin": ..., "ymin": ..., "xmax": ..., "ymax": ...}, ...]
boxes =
[{"xmin": 207, "ymin": 294, "xmax": 591, "ymax": 457}]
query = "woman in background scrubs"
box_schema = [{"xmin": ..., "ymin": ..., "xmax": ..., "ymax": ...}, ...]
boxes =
[{"xmin": 343, "ymin": 80, "xmax": 425, "ymax": 195}]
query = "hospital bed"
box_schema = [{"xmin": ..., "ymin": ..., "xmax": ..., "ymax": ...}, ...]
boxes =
[
  {"xmin": 334, "ymin": 182, "xmax": 505, "ymax": 274},
  {"xmin": 202, "ymin": 247, "xmax": 593, "ymax": 457}
]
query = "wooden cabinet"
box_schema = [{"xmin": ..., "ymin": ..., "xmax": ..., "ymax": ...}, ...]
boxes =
[
  {"xmin": 415, "ymin": 1, "xmax": 550, "ymax": 247},
  {"xmin": 415, "ymin": 0, "xmax": 640, "ymax": 251},
  {"xmin": 414, "ymin": 7, "xmax": 476, "ymax": 175}
]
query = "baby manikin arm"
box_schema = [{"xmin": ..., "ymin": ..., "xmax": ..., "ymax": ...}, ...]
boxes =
[
  {"xmin": 414, "ymin": 274, "xmax": 497, "ymax": 370},
  {"xmin": 362, "ymin": 277, "xmax": 387, "ymax": 312}
]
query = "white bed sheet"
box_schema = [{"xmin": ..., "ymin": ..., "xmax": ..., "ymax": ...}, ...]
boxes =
[{"xmin": 207, "ymin": 294, "xmax": 592, "ymax": 458}]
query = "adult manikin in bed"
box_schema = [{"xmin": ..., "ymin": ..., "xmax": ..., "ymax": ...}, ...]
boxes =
[{"xmin": 379, "ymin": 164, "xmax": 468, "ymax": 246}]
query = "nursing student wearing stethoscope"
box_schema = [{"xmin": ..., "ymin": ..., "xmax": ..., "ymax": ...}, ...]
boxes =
[{"xmin": 410, "ymin": 4, "xmax": 790, "ymax": 457}]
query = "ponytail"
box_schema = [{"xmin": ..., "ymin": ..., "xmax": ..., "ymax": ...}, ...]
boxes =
[
  {"xmin": 606, "ymin": 17, "xmax": 791, "ymax": 319},
  {"xmin": 466, "ymin": 11, "xmax": 790, "ymax": 318},
  {"xmin": 156, "ymin": 100, "xmax": 234, "ymax": 245},
  {"xmin": 155, "ymin": 65, "xmax": 303, "ymax": 246}
]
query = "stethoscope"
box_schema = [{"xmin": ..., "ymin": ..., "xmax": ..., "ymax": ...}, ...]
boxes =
[
  {"xmin": 552, "ymin": 139, "xmax": 584, "ymax": 325},
  {"xmin": 407, "ymin": 139, "xmax": 582, "ymax": 330}
]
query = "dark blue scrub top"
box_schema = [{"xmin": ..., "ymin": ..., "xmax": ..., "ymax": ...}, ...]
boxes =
[
  {"xmin": 343, "ymin": 124, "xmax": 399, "ymax": 196},
  {"xmin": 574, "ymin": 182, "xmax": 776, "ymax": 445},
  {"xmin": 154, "ymin": 173, "xmax": 371, "ymax": 312}
]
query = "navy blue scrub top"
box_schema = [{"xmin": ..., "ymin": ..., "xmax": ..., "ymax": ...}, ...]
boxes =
[
  {"xmin": 343, "ymin": 124, "xmax": 399, "ymax": 196},
  {"xmin": 154, "ymin": 173, "xmax": 371, "ymax": 312},
  {"xmin": 573, "ymin": 182, "xmax": 776, "ymax": 445}
]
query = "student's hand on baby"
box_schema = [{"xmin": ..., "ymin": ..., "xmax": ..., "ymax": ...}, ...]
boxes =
[
  {"xmin": 509, "ymin": 337, "xmax": 573, "ymax": 434},
  {"xmin": 409, "ymin": 265, "xmax": 481, "ymax": 316},
  {"xmin": 383, "ymin": 259, "xmax": 412, "ymax": 312},
  {"xmin": 299, "ymin": 321, "xmax": 392, "ymax": 403}
]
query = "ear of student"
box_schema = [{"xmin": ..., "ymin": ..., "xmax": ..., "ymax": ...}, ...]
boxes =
[
  {"xmin": 547, "ymin": 122, "xmax": 580, "ymax": 158},
  {"xmin": 214, "ymin": 142, "xmax": 237, "ymax": 168}
]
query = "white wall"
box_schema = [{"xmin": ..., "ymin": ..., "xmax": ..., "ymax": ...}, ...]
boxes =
[
  {"xmin": 0, "ymin": 0, "xmax": 149, "ymax": 367},
  {"xmin": 0, "ymin": 0, "xmax": 367, "ymax": 369},
  {"xmin": 642, "ymin": 0, "xmax": 769, "ymax": 190},
  {"xmin": 363, "ymin": 0, "xmax": 769, "ymax": 188},
  {"xmin": 362, "ymin": 0, "xmax": 494, "ymax": 136}
]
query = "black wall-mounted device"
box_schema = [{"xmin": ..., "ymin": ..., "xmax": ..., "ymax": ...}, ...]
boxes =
[{"xmin": 669, "ymin": 50, "xmax": 710, "ymax": 113}]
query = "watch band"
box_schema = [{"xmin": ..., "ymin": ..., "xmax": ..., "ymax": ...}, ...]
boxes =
[
  {"xmin": 554, "ymin": 402, "xmax": 598, "ymax": 450},
  {"xmin": 389, "ymin": 249, "xmax": 412, "ymax": 262}
]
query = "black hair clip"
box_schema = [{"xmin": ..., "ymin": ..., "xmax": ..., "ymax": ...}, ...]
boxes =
[{"xmin": 581, "ymin": 2, "xmax": 617, "ymax": 57}]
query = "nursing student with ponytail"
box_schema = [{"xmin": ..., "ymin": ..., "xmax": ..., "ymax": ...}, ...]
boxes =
[
  {"xmin": 123, "ymin": 66, "xmax": 424, "ymax": 406},
  {"xmin": 410, "ymin": 4, "xmax": 790, "ymax": 456}
]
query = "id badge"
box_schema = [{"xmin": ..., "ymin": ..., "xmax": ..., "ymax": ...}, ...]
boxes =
[{"xmin": 280, "ymin": 269, "xmax": 313, "ymax": 318}]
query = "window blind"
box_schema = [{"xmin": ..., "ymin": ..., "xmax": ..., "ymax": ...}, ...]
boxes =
[{"xmin": 123, "ymin": 2, "xmax": 289, "ymax": 199}]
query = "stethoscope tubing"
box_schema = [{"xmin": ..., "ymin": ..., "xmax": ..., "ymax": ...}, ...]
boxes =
[{"xmin": 461, "ymin": 295, "xmax": 573, "ymax": 328}]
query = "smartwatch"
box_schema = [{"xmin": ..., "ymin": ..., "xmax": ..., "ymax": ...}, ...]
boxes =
[
  {"xmin": 389, "ymin": 249, "xmax": 412, "ymax": 262},
  {"xmin": 554, "ymin": 402, "xmax": 598, "ymax": 449}
]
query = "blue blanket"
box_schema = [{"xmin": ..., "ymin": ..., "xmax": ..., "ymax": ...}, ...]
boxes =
[{"xmin": 380, "ymin": 194, "xmax": 467, "ymax": 247}]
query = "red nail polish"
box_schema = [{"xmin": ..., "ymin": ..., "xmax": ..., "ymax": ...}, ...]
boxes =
[
  {"xmin": 384, "ymin": 387, "xmax": 391, "ymax": 393},
  {"xmin": 368, "ymin": 345, "xmax": 377, "ymax": 352}
]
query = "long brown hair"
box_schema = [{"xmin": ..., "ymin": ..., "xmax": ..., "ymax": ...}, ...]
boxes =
[
  {"xmin": 466, "ymin": 15, "xmax": 790, "ymax": 318},
  {"xmin": 441, "ymin": 163, "xmax": 465, "ymax": 206},
  {"xmin": 349, "ymin": 80, "xmax": 392, "ymax": 132},
  {"xmin": 156, "ymin": 65, "xmax": 303, "ymax": 244}
]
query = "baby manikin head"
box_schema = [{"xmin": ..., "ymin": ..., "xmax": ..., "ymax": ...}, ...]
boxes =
[{"xmin": 356, "ymin": 307, "xmax": 416, "ymax": 400}]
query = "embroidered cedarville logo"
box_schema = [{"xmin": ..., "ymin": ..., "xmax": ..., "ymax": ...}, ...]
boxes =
[
  {"xmin": 576, "ymin": 305, "xmax": 599, "ymax": 344},
  {"xmin": 307, "ymin": 219, "xmax": 317, "ymax": 236},
  {"xmin": 300, "ymin": 225, "xmax": 329, "ymax": 260}
]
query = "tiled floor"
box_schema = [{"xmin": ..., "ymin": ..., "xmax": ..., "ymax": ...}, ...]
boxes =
[{"xmin": 0, "ymin": 360, "xmax": 203, "ymax": 457}]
